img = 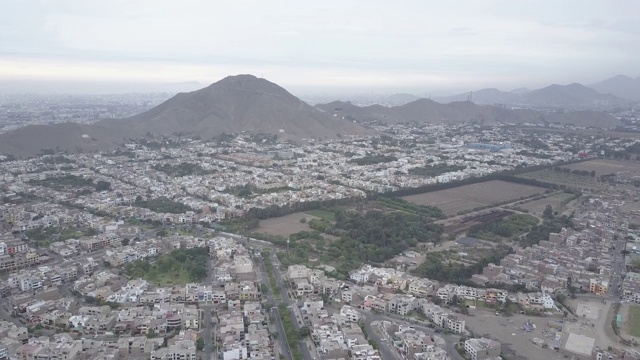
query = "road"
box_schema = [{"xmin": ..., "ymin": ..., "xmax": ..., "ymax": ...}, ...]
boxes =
[
  {"xmin": 358, "ymin": 309, "xmax": 465, "ymax": 360},
  {"xmin": 202, "ymin": 250, "xmax": 216, "ymax": 360},
  {"xmin": 256, "ymin": 253, "xmax": 292, "ymax": 360},
  {"xmin": 268, "ymin": 252, "xmax": 315, "ymax": 360},
  {"xmin": 609, "ymin": 237, "xmax": 627, "ymax": 299}
]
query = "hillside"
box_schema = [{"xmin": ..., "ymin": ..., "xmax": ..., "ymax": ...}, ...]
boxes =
[{"xmin": 0, "ymin": 75, "xmax": 371, "ymax": 157}]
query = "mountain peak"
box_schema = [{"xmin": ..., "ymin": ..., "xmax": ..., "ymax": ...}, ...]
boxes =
[{"xmin": 209, "ymin": 74, "xmax": 291, "ymax": 97}]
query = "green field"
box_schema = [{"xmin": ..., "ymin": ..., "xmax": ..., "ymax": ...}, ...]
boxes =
[
  {"xmin": 305, "ymin": 209, "xmax": 336, "ymax": 221},
  {"xmin": 628, "ymin": 305, "xmax": 640, "ymax": 337}
]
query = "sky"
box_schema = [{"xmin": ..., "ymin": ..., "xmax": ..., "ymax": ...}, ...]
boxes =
[{"xmin": 1, "ymin": 0, "xmax": 639, "ymax": 95}]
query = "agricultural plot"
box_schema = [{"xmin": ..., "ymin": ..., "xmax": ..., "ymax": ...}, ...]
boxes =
[
  {"xmin": 401, "ymin": 180, "xmax": 546, "ymax": 216},
  {"xmin": 517, "ymin": 169, "xmax": 604, "ymax": 191},
  {"xmin": 517, "ymin": 192, "xmax": 576, "ymax": 216},
  {"xmin": 562, "ymin": 159, "xmax": 640, "ymax": 177}
]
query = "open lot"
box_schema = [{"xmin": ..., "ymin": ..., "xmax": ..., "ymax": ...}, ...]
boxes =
[
  {"xmin": 255, "ymin": 212, "xmax": 321, "ymax": 237},
  {"xmin": 462, "ymin": 312, "xmax": 565, "ymax": 360},
  {"xmin": 402, "ymin": 180, "xmax": 546, "ymax": 216}
]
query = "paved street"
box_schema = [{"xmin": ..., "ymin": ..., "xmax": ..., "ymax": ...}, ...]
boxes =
[
  {"xmin": 202, "ymin": 250, "xmax": 216, "ymax": 360},
  {"xmin": 256, "ymin": 253, "xmax": 292, "ymax": 360},
  {"xmin": 268, "ymin": 251, "xmax": 314, "ymax": 360}
]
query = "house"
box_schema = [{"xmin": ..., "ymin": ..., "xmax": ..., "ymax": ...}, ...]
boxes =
[{"xmin": 465, "ymin": 338, "xmax": 502, "ymax": 360}]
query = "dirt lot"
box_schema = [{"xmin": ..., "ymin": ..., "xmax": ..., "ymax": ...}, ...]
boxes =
[
  {"xmin": 462, "ymin": 312, "xmax": 566, "ymax": 360},
  {"xmin": 402, "ymin": 180, "xmax": 546, "ymax": 216},
  {"xmin": 518, "ymin": 192, "xmax": 576, "ymax": 216},
  {"xmin": 255, "ymin": 212, "xmax": 320, "ymax": 237}
]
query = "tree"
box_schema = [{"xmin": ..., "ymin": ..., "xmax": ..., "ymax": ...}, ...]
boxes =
[
  {"xmin": 298, "ymin": 326, "xmax": 310, "ymax": 338},
  {"xmin": 543, "ymin": 205, "xmax": 554, "ymax": 219},
  {"xmin": 121, "ymin": 238, "xmax": 130, "ymax": 246},
  {"xmin": 196, "ymin": 337, "xmax": 205, "ymax": 351},
  {"xmin": 590, "ymin": 170, "xmax": 596, "ymax": 177},
  {"xmin": 95, "ymin": 180, "xmax": 111, "ymax": 191}
]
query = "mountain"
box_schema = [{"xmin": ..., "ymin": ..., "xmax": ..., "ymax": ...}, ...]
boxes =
[
  {"xmin": 0, "ymin": 75, "xmax": 372, "ymax": 157},
  {"xmin": 519, "ymin": 83, "xmax": 625, "ymax": 107},
  {"xmin": 316, "ymin": 98, "xmax": 620, "ymax": 128},
  {"xmin": 435, "ymin": 83, "xmax": 628, "ymax": 108},
  {"xmin": 590, "ymin": 75, "xmax": 640, "ymax": 101}
]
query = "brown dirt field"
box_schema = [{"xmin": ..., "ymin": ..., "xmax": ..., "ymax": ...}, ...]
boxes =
[
  {"xmin": 518, "ymin": 192, "xmax": 575, "ymax": 216},
  {"xmin": 255, "ymin": 212, "xmax": 320, "ymax": 237},
  {"xmin": 561, "ymin": 159, "xmax": 640, "ymax": 177},
  {"xmin": 401, "ymin": 180, "xmax": 546, "ymax": 216}
]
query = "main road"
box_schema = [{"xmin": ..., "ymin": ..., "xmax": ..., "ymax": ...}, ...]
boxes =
[
  {"xmin": 267, "ymin": 251, "xmax": 315, "ymax": 360},
  {"xmin": 256, "ymin": 252, "xmax": 292, "ymax": 360}
]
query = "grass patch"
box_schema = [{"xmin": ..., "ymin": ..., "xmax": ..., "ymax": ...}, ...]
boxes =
[
  {"xmin": 305, "ymin": 209, "xmax": 336, "ymax": 221},
  {"xmin": 628, "ymin": 305, "xmax": 640, "ymax": 337}
]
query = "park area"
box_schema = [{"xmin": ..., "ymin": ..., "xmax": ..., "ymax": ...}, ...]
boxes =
[
  {"xmin": 124, "ymin": 248, "xmax": 209, "ymax": 286},
  {"xmin": 401, "ymin": 180, "xmax": 546, "ymax": 216}
]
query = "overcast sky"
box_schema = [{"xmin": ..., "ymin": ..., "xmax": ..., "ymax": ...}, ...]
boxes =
[{"xmin": 1, "ymin": 0, "xmax": 639, "ymax": 94}]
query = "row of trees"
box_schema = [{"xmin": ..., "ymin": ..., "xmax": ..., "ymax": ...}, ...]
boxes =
[
  {"xmin": 375, "ymin": 197, "xmax": 444, "ymax": 219},
  {"xmin": 153, "ymin": 163, "xmax": 213, "ymax": 177},
  {"xmin": 245, "ymin": 198, "xmax": 365, "ymax": 220},
  {"xmin": 134, "ymin": 197, "xmax": 195, "ymax": 214},
  {"xmin": 348, "ymin": 155, "xmax": 398, "ymax": 165},
  {"xmin": 553, "ymin": 167, "xmax": 595, "ymax": 177},
  {"xmin": 408, "ymin": 164, "xmax": 465, "ymax": 177}
]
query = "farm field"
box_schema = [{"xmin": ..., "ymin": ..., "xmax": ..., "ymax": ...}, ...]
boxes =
[
  {"xmin": 401, "ymin": 180, "xmax": 546, "ymax": 216},
  {"xmin": 561, "ymin": 159, "xmax": 640, "ymax": 177},
  {"xmin": 255, "ymin": 212, "xmax": 323, "ymax": 237},
  {"xmin": 517, "ymin": 192, "xmax": 576, "ymax": 216},
  {"xmin": 517, "ymin": 169, "xmax": 604, "ymax": 191}
]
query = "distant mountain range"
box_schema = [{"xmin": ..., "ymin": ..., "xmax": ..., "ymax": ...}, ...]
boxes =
[
  {"xmin": 0, "ymin": 74, "xmax": 632, "ymax": 157},
  {"xmin": 0, "ymin": 75, "xmax": 371, "ymax": 157},
  {"xmin": 436, "ymin": 81, "xmax": 631, "ymax": 107},
  {"xmin": 590, "ymin": 75, "xmax": 640, "ymax": 101},
  {"xmin": 316, "ymin": 98, "xmax": 620, "ymax": 128}
]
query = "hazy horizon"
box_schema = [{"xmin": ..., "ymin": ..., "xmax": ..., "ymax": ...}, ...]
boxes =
[{"xmin": 2, "ymin": 0, "xmax": 639, "ymax": 95}]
